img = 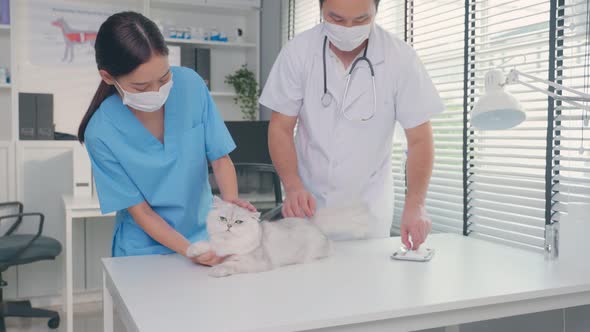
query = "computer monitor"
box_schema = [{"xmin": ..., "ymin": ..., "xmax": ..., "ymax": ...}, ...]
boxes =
[{"xmin": 224, "ymin": 121, "xmax": 271, "ymax": 164}]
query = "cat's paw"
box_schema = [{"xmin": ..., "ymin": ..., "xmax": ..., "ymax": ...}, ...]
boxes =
[
  {"xmin": 186, "ymin": 241, "xmax": 211, "ymax": 258},
  {"xmin": 209, "ymin": 264, "xmax": 235, "ymax": 278}
]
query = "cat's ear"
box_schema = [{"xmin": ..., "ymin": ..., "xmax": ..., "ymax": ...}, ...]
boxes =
[
  {"xmin": 212, "ymin": 196, "xmax": 225, "ymax": 209},
  {"xmin": 253, "ymin": 211, "xmax": 262, "ymax": 220}
]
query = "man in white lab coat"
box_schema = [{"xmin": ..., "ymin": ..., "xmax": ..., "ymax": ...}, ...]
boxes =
[{"xmin": 260, "ymin": 0, "xmax": 444, "ymax": 249}]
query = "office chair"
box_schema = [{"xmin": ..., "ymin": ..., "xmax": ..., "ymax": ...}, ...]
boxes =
[
  {"xmin": 208, "ymin": 163, "xmax": 283, "ymax": 221},
  {"xmin": 0, "ymin": 202, "xmax": 62, "ymax": 331}
]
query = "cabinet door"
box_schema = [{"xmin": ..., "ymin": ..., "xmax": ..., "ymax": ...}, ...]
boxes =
[{"xmin": 15, "ymin": 142, "xmax": 85, "ymax": 298}]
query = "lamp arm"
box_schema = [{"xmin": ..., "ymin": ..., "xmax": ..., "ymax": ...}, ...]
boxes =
[
  {"xmin": 516, "ymin": 79, "xmax": 590, "ymax": 112},
  {"xmin": 509, "ymin": 69, "xmax": 590, "ymax": 112}
]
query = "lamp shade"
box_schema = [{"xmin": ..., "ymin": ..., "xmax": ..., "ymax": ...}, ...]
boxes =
[{"xmin": 471, "ymin": 70, "xmax": 526, "ymax": 130}]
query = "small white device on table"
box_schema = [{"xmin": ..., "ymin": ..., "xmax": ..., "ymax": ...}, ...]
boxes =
[
  {"xmin": 391, "ymin": 246, "xmax": 435, "ymax": 262},
  {"xmin": 102, "ymin": 234, "xmax": 590, "ymax": 332}
]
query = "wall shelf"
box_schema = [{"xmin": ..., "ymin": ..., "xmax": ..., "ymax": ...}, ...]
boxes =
[
  {"xmin": 151, "ymin": 1, "xmax": 260, "ymax": 15},
  {"xmin": 0, "ymin": 83, "xmax": 11, "ymax": 89},
  {"xmin": 210, "ymin": 91, "xmax": 237, "ymax": 98},
  {"xmin": 165, "ymin": 38, "xmax": 256, "ymax": 49},
  {"xmin": 0, "ymin": 24, "xmax": 10, "ymax": 31}
]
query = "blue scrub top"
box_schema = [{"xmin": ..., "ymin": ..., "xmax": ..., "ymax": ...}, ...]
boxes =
[{"xmin": 84, "ymin": 66, "xmax": 236, "ymax": 257}]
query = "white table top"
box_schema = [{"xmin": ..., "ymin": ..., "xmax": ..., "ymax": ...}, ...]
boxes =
[
  {"xmin": 102, "ymin": 234, "xmax": 590, "ymax": 332},
  {"xmin": 62, "ymin": 195, "xmax": 101, "ymax": 210}
]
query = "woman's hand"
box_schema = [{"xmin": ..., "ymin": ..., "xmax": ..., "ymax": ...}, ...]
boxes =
[
  {"xmin": 190, "ymin": 251, "xmax": 226, "ymax": 266},
  {"xmin": 228, "ymin": 198, "xmax": 257, "ymax": 212}
]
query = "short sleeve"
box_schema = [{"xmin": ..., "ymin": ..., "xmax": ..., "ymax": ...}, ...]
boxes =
[
  {"xmin": 395, "ymin": 50, "xmax": 445, "ymax": 129},
  {"xmin": 259, "ymin": 42, "xmax": 304, "ymax": 117},
  {"xmin": 85, "ymin": 137, "xmax": 144, "ymax": 214},
  {"xmin": 203, "ymin": 90, "xmax": 236, "ymax": 161}
]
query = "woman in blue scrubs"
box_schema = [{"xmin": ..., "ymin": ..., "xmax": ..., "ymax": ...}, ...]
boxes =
[{"xmin": 78, "ymin": 12, "xmax": 254, "ymax": 266}]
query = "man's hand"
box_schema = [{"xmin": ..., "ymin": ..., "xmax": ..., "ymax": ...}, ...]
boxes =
[
  {"xmin": 400, "ymin": 203, "xmax": 432, "ymax": 250},
  {"xmin": 401, "ymin": 121, "xmax": 434, "ymax": 250},
  {"xmin": 282, "ymin": 189, "xmax": 316, "ymax": 218},
  {"xmin": 191, "ymin": 251, "xmax": 226, "ymax": 266}
]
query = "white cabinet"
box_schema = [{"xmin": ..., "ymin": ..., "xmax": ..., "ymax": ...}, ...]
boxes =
[{"xmin": 15, "ymin": 142, "xmax": 85, "ymax": 298}]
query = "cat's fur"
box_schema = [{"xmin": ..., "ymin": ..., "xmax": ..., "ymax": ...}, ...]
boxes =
[
  {"xmin": 310, "ymin": 203, "xmax": 372, "ymax": 240},
  {"xmin": 187, "ymin": 197, "xmax": 331, "ymax": 278}
]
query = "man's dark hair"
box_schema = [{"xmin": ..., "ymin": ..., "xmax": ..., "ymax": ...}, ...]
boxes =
[{"xmin": 319, "ymin": 0, "xmax": 380, "ymax": 9}]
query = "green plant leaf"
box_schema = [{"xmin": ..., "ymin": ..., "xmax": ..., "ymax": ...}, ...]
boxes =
[{"xmin": 225, "ymin": 65, "xmax": 259, "ymax": 121}]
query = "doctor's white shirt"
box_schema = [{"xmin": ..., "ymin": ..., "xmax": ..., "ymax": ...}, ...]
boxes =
[{"xmin": 260, "ymin": 23, "xmax": 444, "ymax": 238}]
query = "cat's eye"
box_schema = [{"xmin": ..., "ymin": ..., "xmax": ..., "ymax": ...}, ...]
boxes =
[
  {"xmin": 235, "ymin": 220, "xmax": 244, "ymax": 225},
  {"xmin": 219, "ymin": 216, "xmax": 227, "ymax": 222}
]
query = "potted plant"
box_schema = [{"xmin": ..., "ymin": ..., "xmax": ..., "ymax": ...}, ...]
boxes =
[{"xmin": 225, "ymin": 65, "xmax": 259, "ymax": 121}]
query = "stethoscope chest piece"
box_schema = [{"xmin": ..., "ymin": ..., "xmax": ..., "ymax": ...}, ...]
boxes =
[{"xmin": 321, "ymin": 92, "xmax": 333, "ymax": 107}]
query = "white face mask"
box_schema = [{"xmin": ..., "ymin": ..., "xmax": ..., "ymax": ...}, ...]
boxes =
[
  {"xmin": 115, "ymin": 77, "xmax": 174, "ymax": 113},
  {"xmin": 324, "ymin": 21, "xmax": 373, "ymax": 52}
]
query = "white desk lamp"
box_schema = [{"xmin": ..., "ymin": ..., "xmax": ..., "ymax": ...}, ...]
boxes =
[
  {"xmin": 472, "ymin": 69, "xmax": 590, "ymax": 131},
  {"xmin": 471, "ymin": 69, "xmax": 590, "ymax": 260}
]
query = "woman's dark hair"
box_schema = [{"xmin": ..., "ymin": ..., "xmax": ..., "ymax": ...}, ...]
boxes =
[
  {"xmin": 319, "ymin": 0, "xmax": 380, "ymax": 9},
  {"xmin": 78, "ymin": 11, "xmax": 169, "ymax": 143}
]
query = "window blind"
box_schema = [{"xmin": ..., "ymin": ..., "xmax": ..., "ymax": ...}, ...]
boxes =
[
  {"xmin": 391, "ymin": 0, "xmax": 466, "ymax": 235},
  {"xmin": 466, "ymin": 0, "xmax": 551, "ymax": 250},
  {"xmin": 282, "ymin": 0, "xmax": 292, "ymax": 44},
  {"xmin": 376, "ymin": 0, "xmax": 406, "ymax": 38},
  {"xmin": 291, "ymin": 0, "xmax": 320, "ymax": 37},
  {"xmin": 552, "ymin": 0, "xmax": 590, "ymax": 219}
]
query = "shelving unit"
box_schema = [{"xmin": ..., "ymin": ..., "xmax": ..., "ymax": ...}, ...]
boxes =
[
  {"xmin": 210, "ymin": 91, "xmax": 237, "ymax": 97},
  {"xmin": 150, "ymin": 0, "xmax": 260, "ymax": 15},
  {"xmin": 0, "ymin": 0, "xmax": 260, "ymax": 142},
  {"xmin": 165, "ymin": 38, "xmax": 256, "ymax": 49},
  {"xmin": 153, "ymin": 0, "xmax": 260, "ymax": 121}
]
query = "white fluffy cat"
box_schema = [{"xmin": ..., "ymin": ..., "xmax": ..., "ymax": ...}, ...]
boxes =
[{"xmin": 187, "ymin": 197, "xmax": 331, "ymax": 278}]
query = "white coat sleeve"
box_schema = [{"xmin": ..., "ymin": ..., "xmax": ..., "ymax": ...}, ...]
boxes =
[
  {"xmin": 394, "ymin": 49, "xmax": 445, "ymax": 129},
  {"xmin": 259, "ymin": 42, "xmax": 304, "ymax": 117}
]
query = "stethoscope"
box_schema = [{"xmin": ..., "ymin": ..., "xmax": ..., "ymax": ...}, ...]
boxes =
[{"xmin": 320, "ymin": 36, "xmax": 377, "ymax": 121}]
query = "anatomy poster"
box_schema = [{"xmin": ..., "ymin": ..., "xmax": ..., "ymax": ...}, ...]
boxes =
[{"xmin": 27, "ymin": 0, "xmax": 123, "ymax": 65}]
